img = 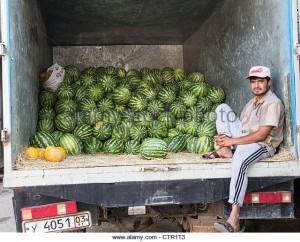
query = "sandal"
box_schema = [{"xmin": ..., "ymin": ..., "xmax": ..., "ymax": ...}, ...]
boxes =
[
  {"xmin": 202, "ymin": 151, "xmax": 220, "ymax": 159},
  {"xmin": 214, "ymin": 222, "xmax": 242, "ymax": 233}
]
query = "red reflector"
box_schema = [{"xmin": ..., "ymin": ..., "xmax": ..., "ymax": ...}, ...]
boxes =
[
  {"xmin": 243, "ymin": 191, "xmax": 291, "ymax": 204},
  {"xmin": 21, "ymin": 201, "xmax": 77, "ymax": 221}
]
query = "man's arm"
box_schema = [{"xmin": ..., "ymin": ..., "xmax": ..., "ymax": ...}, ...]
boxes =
[{"xmin": 216, "ymin": 126, "xmax": 274, "ymax": 147}]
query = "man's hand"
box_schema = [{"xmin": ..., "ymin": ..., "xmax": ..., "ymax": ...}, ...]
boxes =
[
  {"xmin": 215, "ymin": 134, "xmax": 234, "ymax": 147},
  {"xmin": 215, "ymin": 126, "xmax": 274, "ymax": 147}
]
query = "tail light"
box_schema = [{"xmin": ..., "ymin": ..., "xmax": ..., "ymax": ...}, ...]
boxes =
[
  {"xmin": 243, "ymin": 191, "xmax": 291, "ymax": 204},
  {"xmin": 21, "ymin": 201, "xmax": 77, "ymax": 221}
]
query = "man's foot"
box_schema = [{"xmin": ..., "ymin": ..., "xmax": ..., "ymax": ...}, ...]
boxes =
[
  {"xmin": 202, "ymin": 147, "xmax": 233, "ymax": 159},
  {"xmin": 214, "ymin": 221, "xmax": 241, "ymax": 232}
]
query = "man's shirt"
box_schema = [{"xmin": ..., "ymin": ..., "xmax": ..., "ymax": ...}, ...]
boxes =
[{"xmin": 240, "ymin": 90, "xmax": 284, "ymax": 156}]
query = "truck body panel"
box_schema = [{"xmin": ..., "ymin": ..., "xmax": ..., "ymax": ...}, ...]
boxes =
[{"xmin": 1, "ymin": 0, "xmax": 300, "ymax": 232}]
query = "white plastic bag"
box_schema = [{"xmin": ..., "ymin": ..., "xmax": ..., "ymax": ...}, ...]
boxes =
[{"xmin": 42, "ymin": 63, "xmax": 65, "ymax": 92}]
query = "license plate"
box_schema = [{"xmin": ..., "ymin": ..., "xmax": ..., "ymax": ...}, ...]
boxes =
[{"xmin": 22, "ymin": 211, "xmax": 92, "ymax": 233}]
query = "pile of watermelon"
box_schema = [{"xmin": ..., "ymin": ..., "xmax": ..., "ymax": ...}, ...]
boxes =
[{"xmin": 30, "ymin": 65, "xmax": 225, "ymax": 159}]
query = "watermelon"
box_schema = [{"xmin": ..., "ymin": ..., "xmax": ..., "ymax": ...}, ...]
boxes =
[
  {"xmin": 175, "ymin": 119, "xmax": 186, "ymax": 133},
  {"xmin": 82, "ymin": 66, "xmax": 97, "ymax": 76},
  {"xmin": 97, "ymin": 98, "xmax": 114, "ymax": 112},
  {"xmin": 190, "ymin": 82, "xmax": 209, "ymax": 98},
  {"xmin": 59, "ymin": 133, "xmax": 82, "ymax": 155},
  {"xmin": 105, "ymin": 66, "xmax": 118, "ymax": 75},
  {"xmin": 55, "ymin": 113, "xmax": 77, "ymax": 133},
  {"xmin": 170, "ymin": 101, "xmax": 186, "ymax": 119},
  {"xmin": 207, "ymin": 86, "xmax": 225, "ymax": 103},
  {"xmin": 93, "ymin": 122, "xmax": 112, "ymax": 140},
  {"xmin": 194, "ymin": 136, "xmax": 214, "ymax": 155},
  {"xmin": 197, "ymin": 97, "xmax": 213, "ymax": 113},
  {"xmin": 86, "ymin": 84, "xmax": 104, "ymax": 102},
  {"xmin": 130, "ymin": 124, "xmax": 148, "ymax": 143},
  {"xmin": 112, "ymin": 87, "xmax": 131, "ymax": 105},
  {"xmin": 147, "ymin": 100, "xmax": 165, "ymax": 117},
  {"xmin": 98, "ymin": 74, "xmax": 117, "ymax": 93},
  {"xmin": 186, "ymin": 137, "xmax": 198, "ymax": 153},
  {"xmin": 158, "ymin": 86, "xmax": 176, "ymax": 104},
  {"xmin": 180, "ymin": 91, "xmax": 197, "ymax": 108},
  {"xmin": 103, "ymin": 138, "xmax": 124, "ymax": 154},
  {"xmin": 37, "ymin": 119, "xmax": 55, "ymax": 133},
  {"xmin": 39, "ymin": 90, "xmax": 57, "ymax": 107},
  {"xmin": 147, "ymin": 121, "xmax": 167, "ymax": 138},
  {"xmin": 117, "ymin": 67, "xmax": 126, "ymax": 79},
  {"xmin": 55, "ymin": 99, "xmax": 76, "ymax": 114},
  {"xmin": 126, "ymin": 69, "xmax": 140, "ymax": 78},
  {"xmin": 83, "ymin": 137, "xmax": 102, "ymax": 154},
  {"xmin": 168, "ymin": 135, "xmax": 186, "ymax": 153},
  {"xmin": 38, "ymin": 107, "xmax": 56, "ymax": 120},
  {"xmin": 185, "ymin": 120, "xmax": 199, "ymax": 136},
  {"xmin": 197, "ymin": 121, "xmax": 217, "ymax": 137},
  {"xmin": 140, "ymin": 138, "xmax": 168, "ymax": 160},
  {"xmin": 80, "ymin": 74, "xmax": 96, "ymax": 88},
  {"xmin": 185, "ymin": 107, "xmax": 203, "ymax": 122},
  {"xmin": 158, "ymin": 112, "xmax": 176, "ymax": 129},
  {"xmin": 124, "ymin": 140, "xmax": 141, "ymax": 154},
  {"xmin": 73, "ymin": 124, "xmax": 93, "ymax": 140},
  {"xmin": 128, "ymin": 95, "xmax": 148, "ymax": 111},
  {"xmin": 78, "ymin": 99, "xmax": 96, "ymax": 111},
  {"xmin": 103, "ymin": 110, "xmax": 121, "ymax": 126},
  {"xmin": 51, "ymin": 130, "xmax": 64, "ymax": 143},
  {"xmin": 112, "ymin": 125, "xmax": 130, "ymax": 143},
  {"xmin": 187, "ymin": 72, "xmax": 205, "ymax": 82},
  {"xmin": 30, "ymin": 131, "xmax": 57, "ymax": 148},
  {"xmin": 173, "ymin": 69, "xmax": 186, "ymax": 82},
  {"xmin": 136, "ymin": 111, "xmax": 153, "ymax": 127},
  {"xmin": 167, "ymin": 128, "xmax": 183, "ymax": 138},
  {"xmin": 74, "ymin": 86, "xmax": 87, "ymax": 103},
  {"xmin": 64, "ymin": 65, "xmax": 81, "ymax": 82},
  {"xmin": 56, "ymin": 84, "xmax": 74, "ymax": 100}
]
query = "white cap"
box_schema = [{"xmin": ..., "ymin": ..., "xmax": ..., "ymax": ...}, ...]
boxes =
[{"xmin": 246, "ymin": 66, "xmax": 271, "ymax": 79}]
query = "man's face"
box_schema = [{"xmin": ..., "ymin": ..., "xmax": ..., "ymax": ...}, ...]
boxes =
[{"xmin": 249, "ymin": 77, "xmax": 271, "ymax": 96}]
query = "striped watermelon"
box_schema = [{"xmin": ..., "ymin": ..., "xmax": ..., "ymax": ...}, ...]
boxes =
[
  {"xmin": 180, "ymin": 91, "xmax": 197, "ymax": 108},
  {"xmin": 83, "ymin": 137, "xmax": 102, "ymax": 154},
  {"xmin": 30, "ymin": 131, "xmax": 57, "ymax": 148},
  {"xmin": 147, "ymin": 100, "xmax": 164, "ymax": 117},
  {"xmin": 147, "ymin": 121, "xmax": 167, "ymax": 138},
  {"xmin": 38, "ymin": 107, "xmax": 56, "ymax": 120},
  {"xmin": 112, "ymin": 126, "xmax": 130, "ymax": 143},
  {"xmin": 93, "ymin": 122, "xmax": 112, "ymax": 140},
  {"xmin": 98, "ymin": 74, "xmax": 117, "ymax": 93},
  {"xmin": 105, "ymin": 66, "xmax": 117, "ymax": 75},
  {"xmin": 161, "ymin": 67, "xmax": 174, "ymax": 84},
  {"xmin": 197, "ymin": 97, "xmax": 213, "ymax": 113},
  {"xmin": 130, "ymin": 124, "xmax": 148, "ymax": 143},
  {"xmin": 207, "ymin": 86, "xmax": 225, "ymax": 103},
  {"xmin": 136, "ymin": 111, "xmax": 153, "ymax": 127},
  {"xmin": 59, "ymin": 133, "xmax": 82, "ymax": 155},
  {"xmin": 128, "ymin": 95, "xmax": 148, "ymax": 111},
  {"xmin": 167, "ymin": 128, "xmax": 183, "ymax": 138},
  {"xmin": 97, "ymin": 98, "xmax": 114, "ymax": 112},
  {"xmin": 197, "ymin": 121, "xmax": 217, "ymax": 137},
  {"xmin": 57, "ymin": 84, "xmax": 74, "ymax": 100},
  {"xmin": 175, "ymin": 119, "xmax": 186, "ymax": 133},
  {"xmin": 80, "ymin": 74, "xmax": 96, "ymax": 88},
  {"xmin": 55, "ymin": 113, "xmax": 77, "ymax": 133},
  {"xmin": 190, "ymin": 82, "xmax": 209, "ymax": 98},
  {"xmin": 55, "ymin": 99, "xmax": 76, "ymax": 114},
  {"xmin": 126, "ymin": 69, "xmax": 140, "ymax": 78},
  {"xmin": 185, "ymin": 120, "xmax": 199, "ymax": 136},
  {"xmin": 170, "ymin": 101, "xmax": 186, "ymax": 119},
  {"xmin": 82, "ymin": 66, "xmax": 97, "ymax": 76},
  {"xmin": 140, "ymin": 67, "xmax": 152, "ymax": 77},
  {"xmin": 51, "ymin": 130, "xmax": 64, "ymax": 143},
  {"xmin": 112, "ymin": 87, "xmax": 131, "ymax": 105},
  {"xmin": 74, "ymin": 86, "xmax": 87, "ymax": 103},
  {"xmin": 185, "ymin": 107, "xmax": 203, "ymax": 122},
  {"xmin": 158, "ymin": 112, "xmax": 176, "ymax": 129},
  {"xmin": 140, "ymin": 138, "xmax": 168, "ymax": 160},
  {"xmin": 78, "ymin": 99, "xmax": 96, "ymax": 111},
  {"xmin": 195, "ymin": 136, "xmax": 214, "ymax": 155},
  {"xmin": 173, "ymin": 69, "xmax": 186, "ymax": 82},
  {"xmin": 203, "ymin": 111, "xmax": 217, "ymax": 122},
  {"xmin": 117, "ymin": 67, "xmax": 126, "ymax": 79},
  {"xmin": 103, "ymin": 138, "xmax": 124, "ymax": 154},
  {"xmin": 86, "ymin": 84, "xmax": 104, "ymax": 102},
  {"xmin": 64, "ymin": 65, "xmax": 81, "ymax": 82},
  {"xmin": 186, "ymin": 137, "xmax": 198, "ymax": 153},
  {"xmin": 39, "ymin": 90, "xmax": 57, "ymax": 107},
  {"xmin": 124, "ymin": 140, "xmax": 141, "ymax": 154},
  {"xmin": 73, "ymin": 124, "xmax": 93, "ymax": 140},
  {"xmin": 138, "ymin": 87, "xmax": 157, "ymax": 101},
  {"xmin": 187, "ymin": 72, "xmax": 205, "ymax": 82},
  {"xmin": 158, "ymin": 86, "xmax": 176, "ymax": 104},
  {"xmin": 37, "ymin": 119, "xmax": 55, "ymax": 133},
  {"xmin": 103, "ymin": 110, "xmax": 121, "ymax": 126},
  {"xmin": 168, "ymin": 135, "xmax": 186, "ymax": 153}
]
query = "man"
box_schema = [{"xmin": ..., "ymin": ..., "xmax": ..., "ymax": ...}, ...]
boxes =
[{"xmin": 209, "ymin": 66, "xmax": 284, "ymax": 232}]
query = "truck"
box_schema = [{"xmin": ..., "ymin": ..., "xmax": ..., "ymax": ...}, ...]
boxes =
[{"xmin": 1, "ymin": 0, "xmax": 300, "ymax": 233}]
